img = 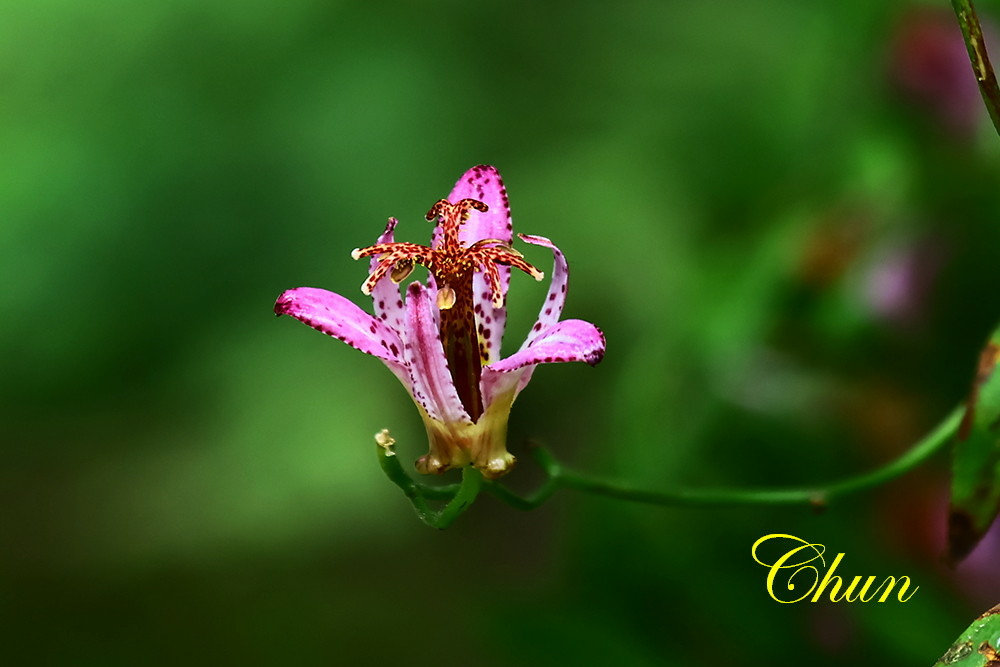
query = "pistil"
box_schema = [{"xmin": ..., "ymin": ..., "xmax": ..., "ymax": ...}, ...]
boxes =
[{"xmin": 438, "ymin": 271, "xmax": 483, "ymax": 419}]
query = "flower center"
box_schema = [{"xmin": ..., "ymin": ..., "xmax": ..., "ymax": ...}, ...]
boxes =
[{"xmin": 353, "ymin": 198, "xmax": 543, "ymax": 420}]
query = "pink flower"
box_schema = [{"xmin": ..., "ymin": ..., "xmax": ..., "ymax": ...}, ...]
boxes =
[{"xmin": 274, "ymin": 166, "xmax": 605, "ymax": 479}]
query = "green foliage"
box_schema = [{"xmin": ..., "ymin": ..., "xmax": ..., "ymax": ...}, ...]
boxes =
[
  {"xmin": 949, "ymin": 327, "xmax": 1000, "ymax": 563},
  {"xmin": 3, "ymin": 0, "xmax": 1000, "ymax": 665},
  {"xmin": 934, "ymin": 604, "xmax": 1000, "ymax": 666}
]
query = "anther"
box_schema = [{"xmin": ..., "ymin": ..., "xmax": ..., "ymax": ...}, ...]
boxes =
[
  {"xmin": 390, "ymin": 259, "xmax": 414, "ymax": 283},
  {"xmin": 437, "ymin": 285, "xmax": 457, "ymax": 310}
]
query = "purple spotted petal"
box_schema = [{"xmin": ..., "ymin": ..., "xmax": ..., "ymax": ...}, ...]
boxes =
[
  {"xmin": 474, "ymin": 278, "xmax": 507, "ymax": 366},
  {"xmin": 481, "ymin": 319, "xmax": 606, "ymax": 405},
  {"xmin": 505, "ymin": 234, "xmax": 572, "ymax": 392},
  {"xmin": 275, "ymin": 287, "xmax": 405, "ymax": 364},
  {"xmin": 402, "ymin": 282, "xmax": 472, "ymax": 425},
  {"xmin": 434, "ymin": 165, "xmax": 515, "ymax": 366},
  {"xmin": 368, "ymin": 217, "xmax": 407, "ymax": 335},
  {"xmin": 490, "ymin": 319, "xmax": 605, "ymax": 372},
  {"xmin": 518, "ymin": 234, "xmax": 569, "ymax": 348}
]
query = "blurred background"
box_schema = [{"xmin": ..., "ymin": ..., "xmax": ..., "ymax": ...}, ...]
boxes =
[{"xmin": 3, "ymin": 0, "xmax": 1000, "ymax": 664}]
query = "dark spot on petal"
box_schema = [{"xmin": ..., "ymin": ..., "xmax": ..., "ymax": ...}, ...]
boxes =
[
  {"xmin": 549, "ymin": 293, "xmax": 556, "ymax": 301},
  {"xmin": 532, "ymin": 322, "xmax": 542, "ymax": 331},
  {"xmin": 369, "ymin": 324, "xmax": 377, "ymax": 334},
  {"xmin": 560, "ymin": 284, "xmax": 566, "ymax": 293},
  {"xmin": 390, "ymin": 343, "xmax": 399, "ymax": 356},
  {"xmin": 484, "ymin": 316, "xmax": 491, "ymax": 324},
  {"xmin": 544, "ymin": 308, "xmax": 552, "ymax": 315},
  {"xmin": 483, "ymin": 329, "xmax": 491, "ymax": 338}
]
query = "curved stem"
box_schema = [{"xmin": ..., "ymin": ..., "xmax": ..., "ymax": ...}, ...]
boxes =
[
  {"xmin": 376, "ymin": 442, "xmax": 479, "ymax": 528},
  {"xmin": 486, "ymin": 407, "xmax": 963, "ymax": 510},
  {"xmin": 377, "ymin": 443, "xmax": 438, "ymax": 524},
  {"xmin": 484, "ymin": 446, "xmax": 562, "ymax": 510},
  {"xmin": 951, "ymin": 0, "xmax": 1000, "ymax": 136},
  {"xmin": 433, "ymin": 467, "xmax": 482, "ymax": 529}
]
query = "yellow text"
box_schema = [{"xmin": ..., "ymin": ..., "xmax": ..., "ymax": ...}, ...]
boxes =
[{"xmin": 751, "ymin": 533, "xmax": 918, "ymax": 603}]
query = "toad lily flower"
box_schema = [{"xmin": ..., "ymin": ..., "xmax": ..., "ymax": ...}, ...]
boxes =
[{"xmin": 274, "ymin": 165, "xmax": 605, "ymax": 479}]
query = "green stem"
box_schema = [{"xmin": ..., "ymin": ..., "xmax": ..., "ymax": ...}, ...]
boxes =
[
  {"xmin": 376, "ymin": 443, "xmax": 479, "ymax": 528},
  {"xmin": 377, "ymin": 444, "xmax": 439, "ymax": 525},
  {"xmin": 485, "ymin": 407, "xmax": 963, "ymax": 510},
  {"xmin": 951, "ymin": 0, "xmax": 1000, "ymax": 136},
  {"xmin": 483, "ymin": 446, "xmax": 562, "ymax": 510},
  {"xmin": 433, "ymin": 467, "xmax": 482, "ymax": 529},
  {"xmin": 381, "ymin": 406, "xmax": 961, "ymax": 523}
]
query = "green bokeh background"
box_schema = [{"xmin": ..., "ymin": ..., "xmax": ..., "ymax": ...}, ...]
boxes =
[{"xmin": 4, "ymin": 0, "xmax": 1000, "ymax": 664}]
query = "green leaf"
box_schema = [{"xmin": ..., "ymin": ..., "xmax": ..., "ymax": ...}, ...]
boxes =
[
  {"xmin": 949, "ymin": 327, "xmax": 1000, "ymax": 564},
  {"xmin": 933, "ymin": 604, "xmax": 1000, "ymax": 666}
]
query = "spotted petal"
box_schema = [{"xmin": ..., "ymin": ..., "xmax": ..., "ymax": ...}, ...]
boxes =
[
  {"xmin": 402, "ymin": 282, "xmax": 472, "ymax": 425},
  {"xmin": 368, "ymin": 217, "xmax": 407, "ymax": 335},
  {"xmin": 275, "ymin": 287, "xmax": 405, "ymax": 366},
  {"xmin": 518, "ymin": 234, "xmax": 569, "ymax": 347},
  {"xmin": 481, "ymin": 319, "xmax": 606, "ymax": 406},
  {"xmin": 507, "ymin": 233, "xmax": 572, "ymax": 392}
]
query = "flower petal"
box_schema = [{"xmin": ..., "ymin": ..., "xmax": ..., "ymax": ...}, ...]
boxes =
[
  {"xmin": 481, "ymin": 319, "xmax": 606, "ymax": 405},
  {"xmin": 368, "ymin": 217, "xmax": 407, "ymax": 335},
  {"xmin": 518, "ymin": 234, "xmax": 569, "ymax": 349},
  {"xmin": 474, "ymin": 276, "xmax": 507, "ymax": 367},
  {"xmin": 402, "ymin": 282, "xmax": 472, "ymax": 425},
  {"xmin": 274, "ymin": 287, "xmax": 405, "ymax": 364},
  {"xmin": 490, "ymin": 319, "xmax": 605, "ymax": 372}
]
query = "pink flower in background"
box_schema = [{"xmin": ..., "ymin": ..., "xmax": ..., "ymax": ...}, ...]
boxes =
[
  {"xmin": 275, "ymin": 165, "xmax": 605, "ymax": 479},
  {"xmin": 863, "ymin": 235, "xmax": 946, "ymax": 328},
  {"xmin": 888, "ymin": 7, "xmax": 986, "ymax": 134}
]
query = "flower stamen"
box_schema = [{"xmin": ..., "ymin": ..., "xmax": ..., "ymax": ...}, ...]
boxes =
[
  {"xmin": 352, "ymin": 201, "xmax": 543, "ymax": 307},
  {"xmin": 351, "ymin": 197, "xmax": 545, "ymax": 419}
]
